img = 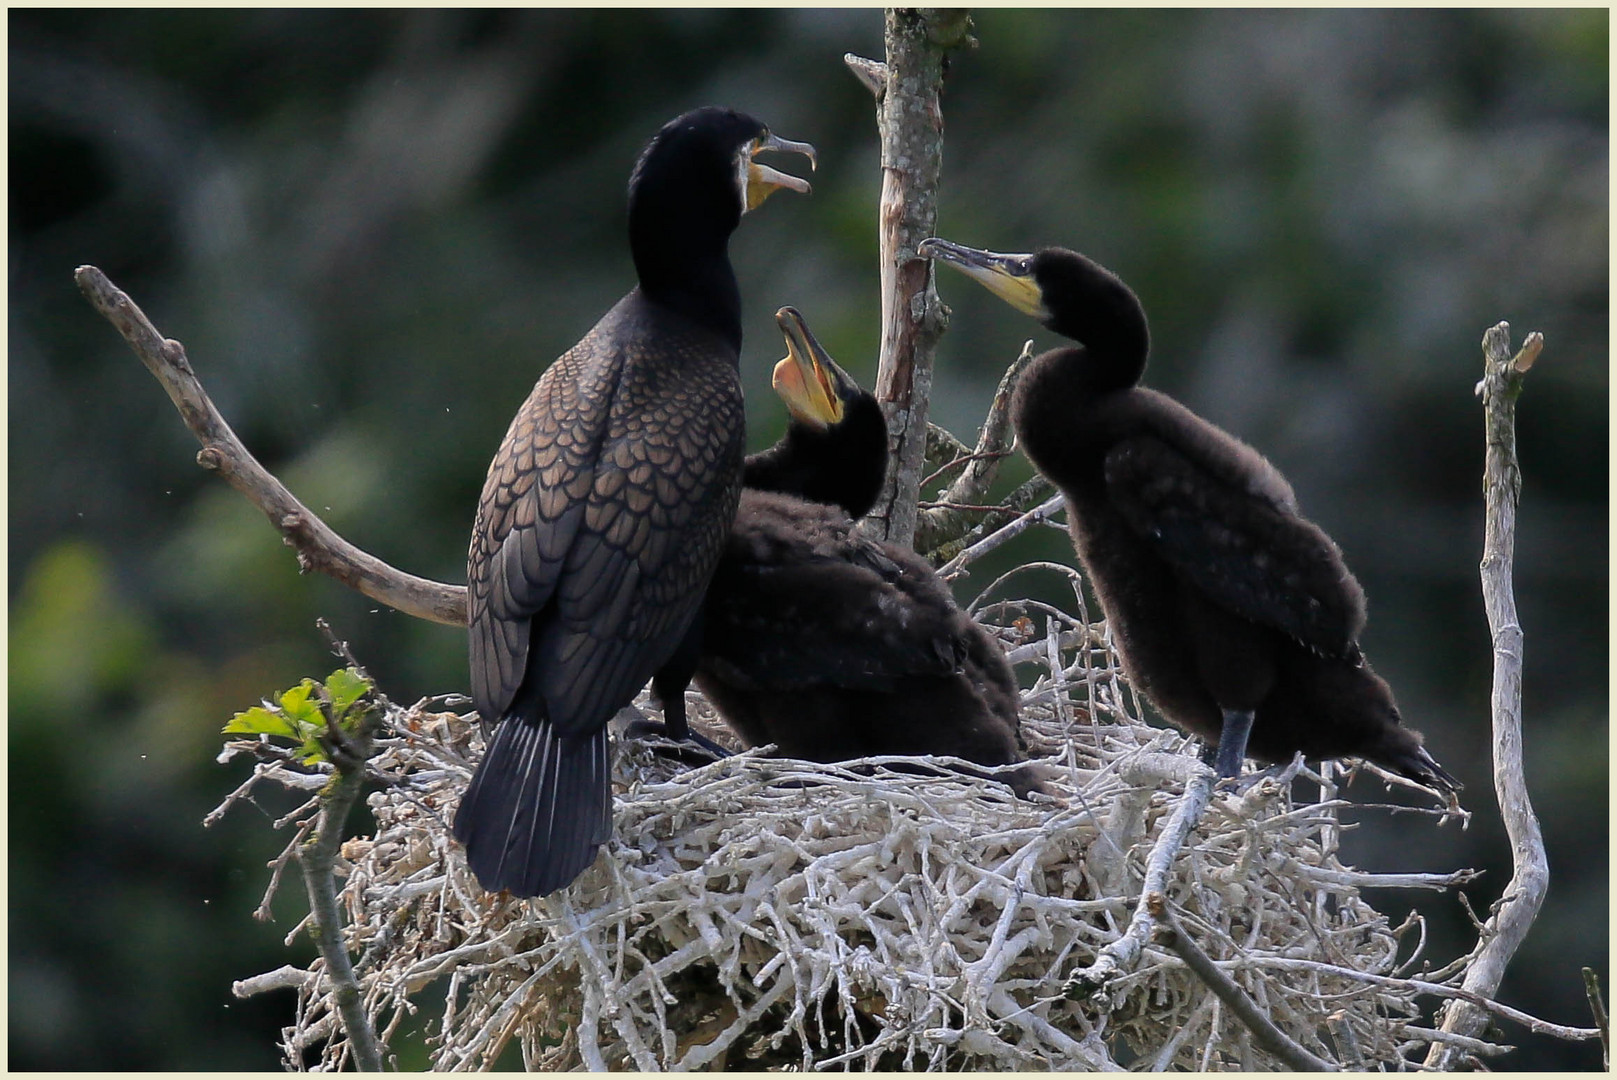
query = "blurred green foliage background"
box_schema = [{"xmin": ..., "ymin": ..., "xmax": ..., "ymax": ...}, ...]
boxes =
[{"xmin": 9, "ymin": 9, "xmax": 1606, "ymax": 1070}]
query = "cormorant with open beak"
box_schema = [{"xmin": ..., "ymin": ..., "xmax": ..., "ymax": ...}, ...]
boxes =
[
  {"xmin": 693, "ymin": 307, "xmax": 1044, "ymax": 798},
  {"xmin": 457, "ymin": 109, "xmax": 816, "ymax": 898}
]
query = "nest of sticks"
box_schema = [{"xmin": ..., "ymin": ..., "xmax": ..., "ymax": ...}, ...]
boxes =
[{"xmin": 223, "ymin": 569, "xmax": 1485, "ymax": 1071}]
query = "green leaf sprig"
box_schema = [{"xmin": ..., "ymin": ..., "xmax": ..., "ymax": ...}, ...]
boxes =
[{"xmin": 224, "ymin": 667, "xmax": 374, "ymax": 765}]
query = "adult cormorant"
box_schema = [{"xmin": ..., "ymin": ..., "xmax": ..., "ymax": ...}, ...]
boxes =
[
  {"xmin": 691, "ymin": 307, "xmax": 1043, "ymax": 797},
  {"xmin": 457, "ymin": 108, "xmax": 815, "ymax": 898},
  {"xmin": 919, "ymin": 238, "xmax": 1458, "ymax": 793}
]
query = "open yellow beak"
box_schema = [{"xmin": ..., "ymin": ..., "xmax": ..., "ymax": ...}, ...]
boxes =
[
  {"xmin": 745, "ymin": 132, "xmax": 817, "ymax": 212},
  {"xmin": 918, "ymin": 237, "xmax": 1048, "ymax": 319},
  {"xmin": 771, "ymin": 306, "xmax": 844, "ymax": 430}
]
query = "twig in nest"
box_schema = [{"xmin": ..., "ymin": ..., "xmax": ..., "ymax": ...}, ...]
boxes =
[
  {"xmin": 74, "ymin": 265, "xmax": 467, "ymax": 627},
  {"xmin": 1063, "ymin": 762, "xmax": 1215, "ymax": 1002},
  {"xmin": 1244, "ymin": 956, "xmax": 1600, "ymax": 1042},
  {"xmin": 1326, "ymin": 1011, "xmax": 1364, "ymax": 1069},
  {"xmin": 1150, "ymin": 894, "xmax": 1338, "ymax": 1071}
]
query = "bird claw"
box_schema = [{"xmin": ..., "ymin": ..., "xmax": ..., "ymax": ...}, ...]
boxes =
[
  {"xmin": 622, "ymin": 717, "xmax": 733, "ymax": 764},
  {"xmin": 1216, "ymin": 762, "xmax": 1292, "ymax": 799}
]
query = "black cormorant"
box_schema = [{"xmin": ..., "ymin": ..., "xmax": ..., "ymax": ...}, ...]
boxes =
[
  {"xmin": 692, "ymin": 306, "xmax": 1044, "ymax": 797},
  {"xmin": 919, "ymin": 238, "xmax": 1459, "ymax": 793},
  {"xmin": 456, "ymin": 108, "xmax": 815, "ymax": 898}
]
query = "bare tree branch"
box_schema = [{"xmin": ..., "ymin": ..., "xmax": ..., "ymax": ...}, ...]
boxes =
[
  {"xmin": 1584, "ymin": 967, "xmax": 1610, "ymax": 1068},
  {"xmin": 74, "ymin": 265, "xmax": 468, "ymax": 627},
  {"xmin": 922, "ymin": 418, "xmax": 971, "ymax": 474},
  {"xmin": 234, "ymin": 965, "xmax": 316, "ymax": 999},
  {"xmin": 915, "ymin": 339, "xmax": 1049, "ymax": 554},
  {"xmin": 936, "ymin": 491, "xmax": 1065, "ymax": 581},
  {"xmin": 300, "ymin": 708, "xmax": 386, "ymax": 1072},
  {"xmin": 849, "ymin": 9, "xmax": 974, "ymax": 549},
  {"xmin": 1425, "ymin": 322, "xmax": 1550, "ymax": 1066},
  {"xmin": 842, "ymin": 52, "xmax": 887, "ymax": 98}
]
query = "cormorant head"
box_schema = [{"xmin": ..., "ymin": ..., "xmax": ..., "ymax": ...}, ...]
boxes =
[
  {"xmin": 919, "ymin": 238, "xmax": 1150, "ymax": 384},
  {"xmin": 629, "ymin": 108, "xmax": 815, "ymax": 243},
  {"xmin": 748, "ymin": 306, "xmax": 887, "ymax": 520},
  {"xmin": 771, "ymin": 306, "xmax": 864, "ymax": 432}
]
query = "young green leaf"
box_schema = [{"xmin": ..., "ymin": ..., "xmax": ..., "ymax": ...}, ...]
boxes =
[
  {"xmin": 325, "ymin": 668, "xmax": 371, "ymax": 715},
  {"xmin": 278, "ymin": 680, "xmax": 326, "ymax": 738},
  {"xmin": 295, "ymin": 737, "xmax": 330, "ymax": 765},
  {"xmin": 223, "ymin": 705, "xmax": 298, "ymax": 738}
]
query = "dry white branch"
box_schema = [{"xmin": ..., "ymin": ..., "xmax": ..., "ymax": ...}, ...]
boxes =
[
  {"xmin": 1061, "ymin": 764, "xmax": 1215, "ymax": 1003},
  {"xmin": 234, "ymin": 965, "xmax": 316, "ymax": 998},
  {"xmin": 1426, "ymin": 322, "xmax": 1552, "ymax": 1066},
  {"xmin": 937, "ymin": 492, "xmax": 1066, "ymax": 581},
  {"xmin": 75, "ymin": 265, "xmax": 467, "ymax": 627}
]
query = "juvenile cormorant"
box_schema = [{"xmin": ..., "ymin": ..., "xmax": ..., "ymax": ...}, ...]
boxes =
[
  {"xmin": 919, "ymin": 237, "xmax": 1459, "ymax": 793},
  {"xmin": 692, "ymin": 306, "xmax": 1044, "ymax": 797},
  {"xmin": 456, "ymin": 108, "xmax": 815, "ymax": 898}
]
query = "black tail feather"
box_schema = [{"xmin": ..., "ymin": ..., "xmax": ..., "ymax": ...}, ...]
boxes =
[{"xmin": 453, "ymin": 714, "xmax": 612, "ymax": 898}]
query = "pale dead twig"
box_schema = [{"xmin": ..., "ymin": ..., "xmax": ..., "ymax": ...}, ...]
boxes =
[
  {"xmin": 1061, "ymin": 763, "xmax": 1216, "ymax": 1003},
  {"xmin": 936, "ymin": 492, "xmax": 1066, "ymax": 581}
]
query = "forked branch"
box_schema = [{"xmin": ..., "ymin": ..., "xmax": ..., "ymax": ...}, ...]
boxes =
[{"xmin": 916, "ymin": 339, "xmax": 1053, "ymax": 556}]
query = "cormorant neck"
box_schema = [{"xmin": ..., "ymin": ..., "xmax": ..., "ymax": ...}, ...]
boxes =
[
  {"xmin": 630, "ymin": 226, "xmax": 743, "ymax": 355},
  {"xmin": 630, "ymin": 236, "xmax": 743, "ymax": 354},
  {"xmin": 744, "ymin": 394, "xmax": 888, "ymax": 519},
  {"xmin": 1035, "ymin": 249, "xmax": 1150, "ymax": 394}
]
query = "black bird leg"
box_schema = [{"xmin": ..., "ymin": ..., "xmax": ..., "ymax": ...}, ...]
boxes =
[
  {"xmin": 626, "ymin": 614, "xmax": 732, "ymax": 761},
  {"xmin": 1207, "ymin": 708, "xmax": 1255, "ymax": 781}
]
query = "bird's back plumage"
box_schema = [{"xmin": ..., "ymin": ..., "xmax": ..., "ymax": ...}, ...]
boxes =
[
  {"xmin": 697, "ymin": 490, "xmax": 1041, "ymax": 797},
  {"xmin": 458, "ymin": 293, "xmax": 745, "ymax": 895}
]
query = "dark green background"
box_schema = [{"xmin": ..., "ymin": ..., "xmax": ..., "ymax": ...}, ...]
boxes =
[{"xmin": 10, "ymin": 9, "xmax": 1607, "ymax": 1070}]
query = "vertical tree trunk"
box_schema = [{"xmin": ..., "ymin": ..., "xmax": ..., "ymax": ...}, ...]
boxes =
[
  {"xmin": 859, "ymin": 8, "xmax": 973, "ymax": 548},
  {"xmin": 1425, "ymin": 323, "xmax": 1548, "ymax": 1066}
]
